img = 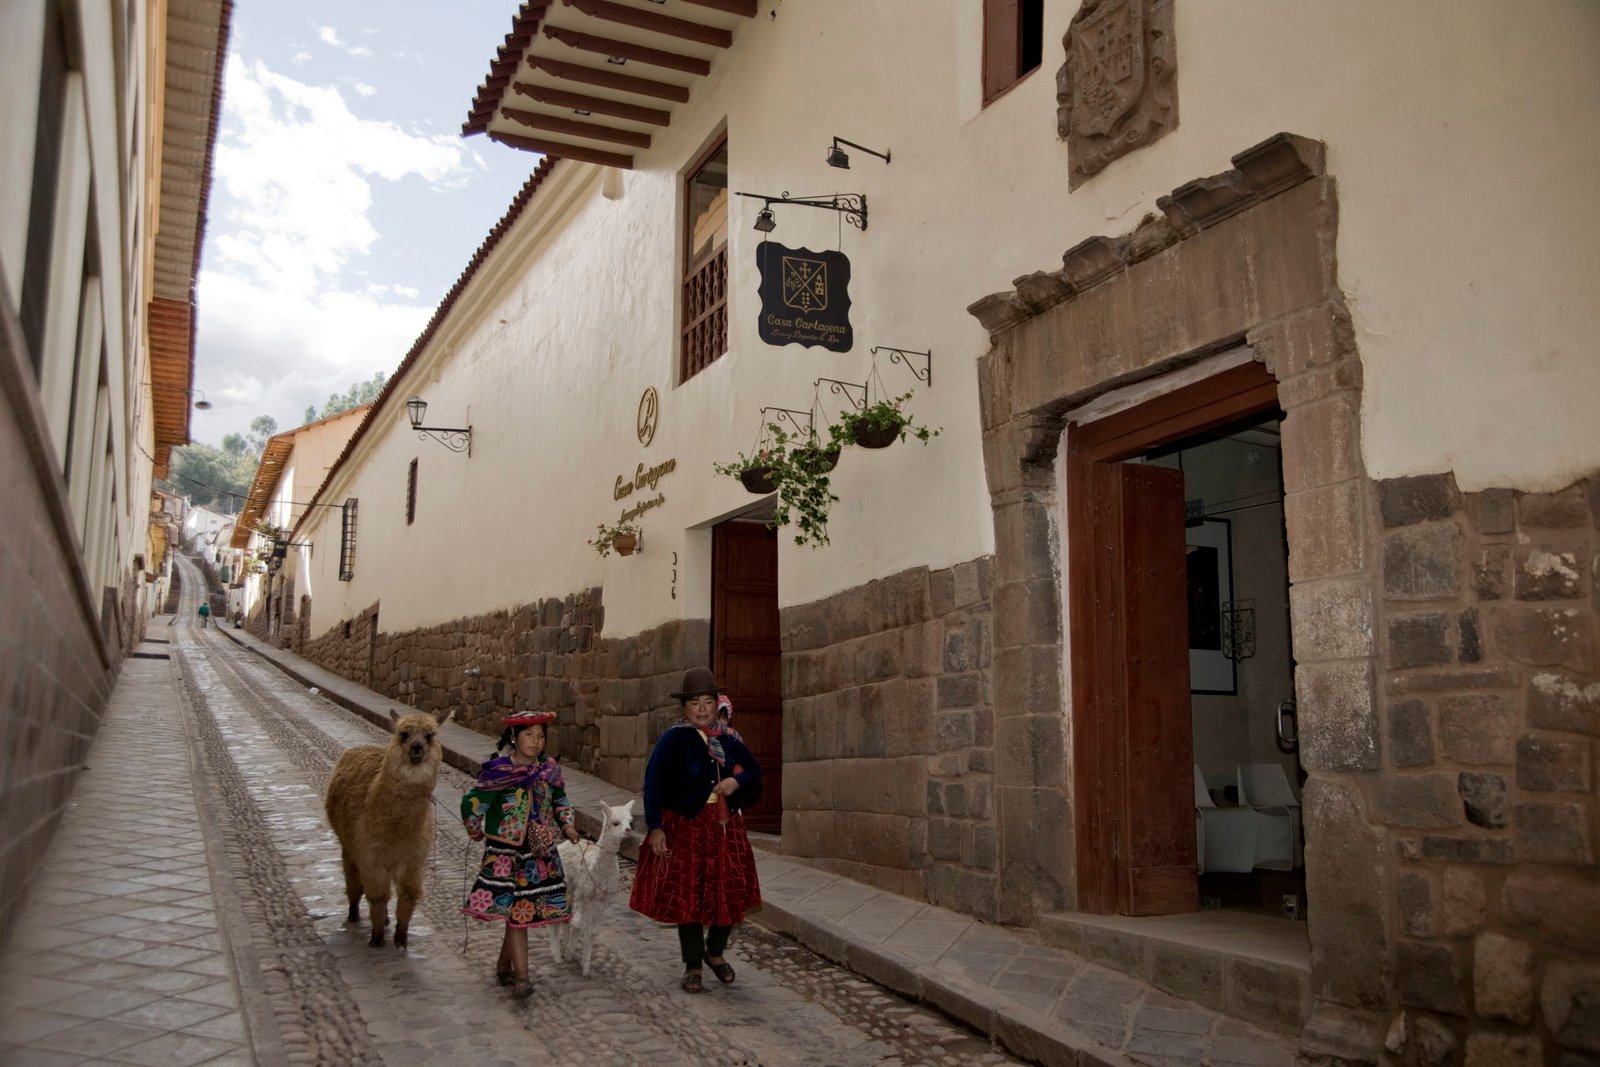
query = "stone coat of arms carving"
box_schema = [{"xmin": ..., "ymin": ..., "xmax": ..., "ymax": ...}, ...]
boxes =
[{"xmin": 1058, "ymin": 0, "xmax": 1177, "ymax": 188}]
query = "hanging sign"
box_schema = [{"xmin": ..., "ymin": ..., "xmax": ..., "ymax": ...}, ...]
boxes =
[{"xmin": 756, "ymin": 243, "xmax": 853, "ymax": 352}]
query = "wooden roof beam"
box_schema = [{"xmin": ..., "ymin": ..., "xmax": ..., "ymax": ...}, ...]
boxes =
[
  {"xmin": 677, "ymin": 0, "xmax": 757, "ymax": 16},
  {"xmin": 542, "ymin": 25, "xmax": 710, "ymax": 76},
  {"xmin": 511, "ymin": 80, "xmax": 671, "ymax": 126},
  {"xmin": 529, "ymin": 56, "xmax": 689, "ymax": 102},
  {"xmin": 503, "ymin": 106, "xmax": 652, "ymax": 148},
  {"xmin": 488, "ymin": 128, "xmax": 634, "ymax": 169},
  {"xmin": 563, "ymin": 0, "xmax": 732, "ymax": 48}
]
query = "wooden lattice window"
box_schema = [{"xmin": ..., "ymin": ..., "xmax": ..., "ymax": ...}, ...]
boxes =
[
  {"xmin": 405, "ymin": 458, "xmax": 417, "ymax": 525},
  {"xmin": 681, "ymin": 138, "xmax": 728, "ymax": 382},
  {"xmin": 338, "ymin": 498, "xmax": 358, "ymax": 581},
  {"xmin": 982, "ymin": 0, "xmax": 1044, "ymax": 105}
]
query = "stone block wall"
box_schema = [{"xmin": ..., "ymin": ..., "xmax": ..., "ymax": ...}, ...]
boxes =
[
  {"xmin": 295, "ymin": 588, "xmax": 707, "ymax": 785},
  {"xmin": 779, "ymin": 560, "xmax": 997, "ymax": 915},
  {"xmin": 1375, "ymin": 473, "xmax": 1598, "ymax": 1062}
]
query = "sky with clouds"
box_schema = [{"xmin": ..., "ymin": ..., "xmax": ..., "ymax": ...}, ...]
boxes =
[{"xmin": 189, "ymin": 0, "xmax": 537, "ymax": 445}]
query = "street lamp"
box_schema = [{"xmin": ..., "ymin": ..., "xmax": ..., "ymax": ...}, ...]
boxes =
[{"xmin": 405, "ymin": 396, "xmax": 473, "ymax": 456}]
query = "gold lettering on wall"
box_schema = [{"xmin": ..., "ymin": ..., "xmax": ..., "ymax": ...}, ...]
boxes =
[{"xmin": 611, "ymin": 457, "xmax": 677, "ymax": 501}]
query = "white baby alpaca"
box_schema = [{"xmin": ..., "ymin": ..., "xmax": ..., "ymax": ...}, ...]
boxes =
[{"xmin": 552, "ymin": 799, "xmax": 634, "ymax": 977}]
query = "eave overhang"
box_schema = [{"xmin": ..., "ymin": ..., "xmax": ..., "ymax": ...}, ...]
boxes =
[
  {"xmin": 232, "ymin": 431, "xmax": 295, "ymax": 547},
  {"xmin": 151, "ymin": 0, "xmax": 232, "ymax": 477},
  {"xmin": 463, "ymin": 0, "xmax": 754, "ymax": 169}
]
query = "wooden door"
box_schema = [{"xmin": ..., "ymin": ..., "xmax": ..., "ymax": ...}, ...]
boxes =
[
  {"xmin": 1080, "ymin": 462, "xmax": 1198, "ymax": 915},
  {"xmin": 712, "ymin": 521, "xmax": 782, "ymax": 831}
]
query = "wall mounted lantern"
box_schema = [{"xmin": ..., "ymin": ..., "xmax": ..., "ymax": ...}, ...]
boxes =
[
  {"xmin": 405, "ymin": 396, "xmax": 473, "ymax": 456},
  {"xmin": 826, "ymin": 137, "xmax": 890, "ymax": 169},
  {"xmin": 735, "ymin": 190, "xmax": 868, "ymax": 232}
]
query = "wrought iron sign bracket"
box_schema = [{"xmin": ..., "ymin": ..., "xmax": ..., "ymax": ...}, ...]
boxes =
[
  {"xmin": 814, "ymin": 377, "xmax": 867, "ymax": 411},
  {"xmin": 758, "ymin": 406, "xmax": 816, "ymax": 439},
  {"xmin": 871, "ymin": 346, "xmax": 932, "ymax": 389},
  {"xmin": 734, "ymin": 190, "xmax": 868, "ymax": 231},
  {"xmin": 412, "ymin": 426, "xmax": 473, "ymax": 456}
]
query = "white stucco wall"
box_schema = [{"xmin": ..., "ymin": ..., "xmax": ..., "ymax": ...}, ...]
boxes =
[{"xmin": 300, "ymin": 0, "xmax": 1600, "ymax": 642}]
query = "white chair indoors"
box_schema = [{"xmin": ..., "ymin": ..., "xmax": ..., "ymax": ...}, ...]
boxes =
[
  {"xmin": 1193, "ymin": 766, "xmax": 1258, "ymax": 874},
  {"xmin": 1237, "ymin": 762, "xmax": 1304, "ymax": 871}
]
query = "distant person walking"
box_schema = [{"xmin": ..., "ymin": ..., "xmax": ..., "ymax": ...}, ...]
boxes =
[{"xmin": 197, "ymin": 602, "xmax": 210, "ymax": 627}]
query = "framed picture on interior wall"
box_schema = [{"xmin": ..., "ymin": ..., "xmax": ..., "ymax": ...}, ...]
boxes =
[{"xmin": 1186, "ymin": 518, "xmax": 1236, "ymax": 694}]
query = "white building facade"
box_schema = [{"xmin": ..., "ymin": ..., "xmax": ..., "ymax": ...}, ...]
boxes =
[{"xmin": 276, "ymin": 2, "xmax": 1599, "ymax": 1057}]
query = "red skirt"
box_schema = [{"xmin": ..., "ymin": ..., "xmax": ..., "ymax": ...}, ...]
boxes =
[{"xmin": 629, "ymin": 805, "xmax": 762, "ymax": 926}]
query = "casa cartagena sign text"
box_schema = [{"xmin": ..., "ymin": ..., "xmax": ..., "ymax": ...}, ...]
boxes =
[{"xmin": 756, "ymin": 243, "xmax": 852, "ymax": 352}]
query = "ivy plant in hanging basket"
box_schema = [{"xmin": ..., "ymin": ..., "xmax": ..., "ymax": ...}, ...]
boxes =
[
  {"xmin": 714, "ymin": 448, "xmax": 781, "ymax": 495},
  {"xmin": 828, "ymin": 391, "xmax": 941, "ymax": 451},
  {"xmin": 713, "ymin": 423, "xmax": 840, "ymax": 549}
]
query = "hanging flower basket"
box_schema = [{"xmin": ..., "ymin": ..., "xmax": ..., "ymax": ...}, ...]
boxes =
[
  {"xmin": 796, "ymin": 446, "xmax": 841, "ymax": 473},
  {"xmin": 829, "ymin": 392, "xmax": 940, "ymax": 454},
  {"xmin": 739, "ymin": 466, "xmax": 778, "ymax": 494},
  {"xmin": 851, "ymin": 421, "xmax": 903, "ymax": 450},
  {"xmin": 612, "ymin": 533, "xmax": 638, "ymax": 556}
]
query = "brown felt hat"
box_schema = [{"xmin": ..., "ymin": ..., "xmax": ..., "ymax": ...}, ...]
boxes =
[{"xmin": 669, "ymin": 667, "xmax": 723, "ymax": 700}]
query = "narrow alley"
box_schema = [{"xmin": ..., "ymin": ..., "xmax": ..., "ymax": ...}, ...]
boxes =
[
  {"xmin": 0, "ymin": 553, "xmax": 1039, "ymax": 1065},
  {"xmin": 0, "ymin": 553, "xmax": 1299, "ymax": 1066}
]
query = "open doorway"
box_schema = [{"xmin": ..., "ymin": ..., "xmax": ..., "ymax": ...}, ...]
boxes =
[
  {"xmin": 1069, "ymin": 361, "xmax": 1303, "ymax": 920},
  {"xmin": 1142, "ymin": 413, "xmax": 1304, "ymax": 919}
]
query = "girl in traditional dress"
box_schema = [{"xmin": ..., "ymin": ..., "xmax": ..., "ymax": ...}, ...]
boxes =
[
  {"xmin": 629, "ymin": 668, "xmax": 762, "ymax": 993},
  {"xmin": 460, "ymin": 712, "xmax": 579, "ymax": 999}
]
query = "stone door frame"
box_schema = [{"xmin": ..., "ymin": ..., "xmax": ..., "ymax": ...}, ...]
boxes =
[{"xmin": 968, "ymin": 133, "xmax": 1384, "ymax": 1038}]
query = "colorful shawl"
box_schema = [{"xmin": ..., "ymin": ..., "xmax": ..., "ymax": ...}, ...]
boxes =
[{"xmin": 460, "ymin": 755, "xmax": 565, "ymax": 847}]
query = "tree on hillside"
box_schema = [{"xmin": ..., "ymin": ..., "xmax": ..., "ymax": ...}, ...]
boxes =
[
  {"xmin": 157, "ymin": 442, "xmax": 254, "ymax": 512},
  {"xmin": 313, "ymin": 370, "xmax": 388, "ymax": 421},
  {"xmin": 246, "ymin": 415, "xmax": 278, "ymax": 458}
]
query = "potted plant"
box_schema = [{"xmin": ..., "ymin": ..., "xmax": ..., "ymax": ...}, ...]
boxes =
[
  {"xmin": 713, "ymin": 448, "xmax": 780, "ymax": 494},
  {"xmin": 829, "ymin": 391, "xmax": 941, "ymax": 451},
  {"xmin": 713, "ymin": 423, "xmax": 840, "ymax": 548},
  {"xmin": 589, "ymin": 520, "xmax": 640, "ymax": 557}
]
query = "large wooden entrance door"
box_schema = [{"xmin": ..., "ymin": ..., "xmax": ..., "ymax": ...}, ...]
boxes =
[
  {"xmin": 712, "ymin": 520, "xmax": 782, "ymax": 832},
  {"xmin": 1090, "ymin": 462, "xmax": 1196, "ymax": 915},
  {"xmin": 1069, "ymin": 361, "xmax": 1281, "ymax": 915}
]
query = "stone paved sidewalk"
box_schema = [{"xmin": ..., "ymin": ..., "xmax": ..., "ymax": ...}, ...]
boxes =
[
  {"xmin": 223, "ymin": 626, "xmax": 1299, "ymax": 1067},
  {"xmin": 0, "ymin": 636, "xmax": 277, "ymax": 1067}
]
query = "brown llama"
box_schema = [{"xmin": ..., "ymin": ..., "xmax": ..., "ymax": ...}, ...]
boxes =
[{"xmin": 324, "ymin": 709, "xmax": 453, "ymax": 948}]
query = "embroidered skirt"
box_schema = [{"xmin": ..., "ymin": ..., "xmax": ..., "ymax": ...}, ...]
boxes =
[
  {"xmin": 462, "ymin": 831, "xmax": 572, "ymax": 929},
  {"xmin": 628, "ymin": 806, "xmax": 761, "ymax": 927}
]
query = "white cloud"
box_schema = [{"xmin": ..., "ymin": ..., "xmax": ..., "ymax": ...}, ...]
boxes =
[
  {"xmin": 192, "ymin": 55, "xmax": 469, "ymax": 440},
  {"xmin": 292, "ymin": 50, "xmax": 311, "ymax": 64},
  {"xmin": 350, "ymin": 80, "xmax": 377, "ymax": 97},
  {"xmin": 318, "ymin": 25, "xmax": 373, "ymax": 59}
]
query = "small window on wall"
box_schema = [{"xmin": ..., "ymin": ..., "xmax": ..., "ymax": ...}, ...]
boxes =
[
  {"xmin": 982, "ymin": 0, "xmax": 1044, "ymax": 105},
  {"xmin": 339, "ymin": 498, "xmax": 358, "ymax": 581},
  {"xmin": 681, "ymin": 137, "xmax": 728, "ymax": 383},
  {"xmin": 405, "ymin": 458, "xmax": 417, "ymax": 525}
]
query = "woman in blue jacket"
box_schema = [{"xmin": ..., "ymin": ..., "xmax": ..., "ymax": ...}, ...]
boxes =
[{"xmin": 629, "ymin": 667, "xmax": 762, "ymax": 993}]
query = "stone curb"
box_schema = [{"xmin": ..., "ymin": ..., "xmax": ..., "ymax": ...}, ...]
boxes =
[{"xmin": 757, "ymin": 896, "xmax": 1136, "ymax": 1067}]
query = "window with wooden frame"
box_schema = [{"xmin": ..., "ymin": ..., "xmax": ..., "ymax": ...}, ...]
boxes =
[
  {"xmin": 680, "ymin": 137, "xmax": 728, "ymax": 382},
  {"xmin": 338, "ymin": 498, "xmax": 358, "ymax": 581},
  {"xmin": 405, "ymin": 458, "xmax": 417, "ymax": 525},
  {"xmin": 982, "ymin": 0, "xmax": 1044, "ymax": 105}
]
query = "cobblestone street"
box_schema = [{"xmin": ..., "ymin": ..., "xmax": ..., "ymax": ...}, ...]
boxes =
[
  {"xmin": 0, "ymin": 558, "xmax": 1028, "ymax": 1066},
  {"xmin": 0, "ymin": 555, "xmax": 1299, "ymax": 1066}
]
